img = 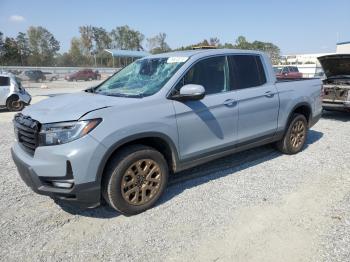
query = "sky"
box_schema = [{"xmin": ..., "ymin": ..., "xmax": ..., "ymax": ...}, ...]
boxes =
[{"xmin": 1, "ymin": 0, "xmax": 350, "ymax": 55}]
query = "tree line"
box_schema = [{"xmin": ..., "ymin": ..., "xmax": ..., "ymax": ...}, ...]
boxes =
[{"xmin": 0, "ymin": 25, "xmax": 281, "ymax": 67}]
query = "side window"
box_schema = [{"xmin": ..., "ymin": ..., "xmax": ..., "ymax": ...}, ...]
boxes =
[
  {"xmin": 282, "ymin": 67, "xmax": 289, "ymax": 73},
  {"xmin": 0, "ymin": 76, "xmax": 10, "ymax": 86},
  {"xmin": 229, "ymin": 55, "xmax": 267, "ymax": 89},
  {"xmin": 176, "ymin": 56, "xmax": 228, "ymax": 95}
]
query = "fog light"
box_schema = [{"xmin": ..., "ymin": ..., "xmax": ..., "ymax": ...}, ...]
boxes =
[{"xmin": 52, "ymin": 181, "xmax": 73, "ymax": 189}]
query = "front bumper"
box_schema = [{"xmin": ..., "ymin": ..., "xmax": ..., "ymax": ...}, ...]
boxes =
[
  {"xmin": 11, "ymin": 134, "xmax": 107, "ymax": 208},
  {"xmin": 11, "ymin": 148, "xmax": 100, "ymax": 208}
]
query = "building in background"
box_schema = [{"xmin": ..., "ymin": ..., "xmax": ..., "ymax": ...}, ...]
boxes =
[
  {"xmin": 277, "ymin": 41, "xmax": 350, "ymax": 77},
  {"xmin": 336, "ymin": 41, "xmax": 350, "ymax": 53}
]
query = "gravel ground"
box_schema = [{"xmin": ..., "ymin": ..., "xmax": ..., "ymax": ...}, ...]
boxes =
[{"xmin": 0, "ymin": 88, "xmax": 349, "ymax": 261}]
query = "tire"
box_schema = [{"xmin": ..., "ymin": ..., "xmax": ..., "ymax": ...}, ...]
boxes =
[
  {"xmin": 6, "ymin": 97, "xmax": 25, "ymax": 112},
  {"xmin": 88, "ymin": 77, "xmax": 92, "ymax": 81},
  {"xmin": 102, "ymin": 145, "xmax": 169, "ymax": 216},
  {"xmin": 276, "ymin": 113, "xmax": 308, "ymax": 154}
]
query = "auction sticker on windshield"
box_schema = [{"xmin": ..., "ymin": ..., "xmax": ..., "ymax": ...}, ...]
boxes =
[{"xmin": 167, "ymin": 57, "xmax": 188, "ymax": 63}]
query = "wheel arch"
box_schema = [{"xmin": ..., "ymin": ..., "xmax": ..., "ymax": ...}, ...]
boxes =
[
  {"xmin": 6, "ymin": 94, "xmax": 19, "ymax": 105},
  {"xmin": 96, "ymin": 132, "xmax": 180, "ymax": 185},
  {"xmin": 286, "ymin": 102, "xmax": 312, "ymax": 127}
]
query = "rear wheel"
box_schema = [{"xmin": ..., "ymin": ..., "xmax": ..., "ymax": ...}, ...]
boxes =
[
  {"xmin": 276, "ymin": 113, "xmax": 308, "ymax": 154},
  {"xmin": 6, "ymin": 97, "xmax": 24, "ymax": 111},
  {"xmin": 102, "ymin": 145, "xmax": 169, "ymax": 215}
]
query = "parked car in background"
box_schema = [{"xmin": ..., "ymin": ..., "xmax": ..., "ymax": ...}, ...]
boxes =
[
  {"xmin": 65, "ymin": 69, "xmax": 101, "ymax": 81},
  {"xmin": 11, "ymin": 49, "xmax": 322, "ymax": 215},
  {"xmin": 18, "ymin": 70, "xmax": 46, "ymax": 82},
  {"xmin": 274, "ymin": 66, "xmax": 303, "ymax": 79},
  {"xmin": 318, "ymin": 54, "xmax": 350, "ymax": 112},
  {"xmin": 0, "ymin": 73, "xmax": 31, "ymax": 111},
  {"xmin": 43, "ymin": 72, "xmax": 59, "ymax": 81}
]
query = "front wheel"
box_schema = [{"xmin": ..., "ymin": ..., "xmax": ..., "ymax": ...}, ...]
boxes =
[
  {"xmin": 102, "ymin": 145, "xmax": 169, "ymax": 216},
  {"xmin": 276, "ymin": 113, "xmax": 308, "ymax": 154}
]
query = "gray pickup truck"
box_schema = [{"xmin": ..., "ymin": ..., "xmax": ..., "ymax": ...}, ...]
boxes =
[{"xmin": 11, "ymin": 49, "xmax": 323, "ymax": 215}]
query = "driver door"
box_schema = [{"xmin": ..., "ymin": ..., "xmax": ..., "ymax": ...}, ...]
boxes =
[{"xmin": 172, "ymin": 56, "xmax": 238, "ymax": 161}]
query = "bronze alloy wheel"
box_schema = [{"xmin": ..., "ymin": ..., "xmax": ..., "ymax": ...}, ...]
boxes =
[
  {"xmin": 121, "ymin": 159, "xmax": 162, "ymax": 206},
  {"xmin": 290, "ymin": 120, "xmax": 306, "ymax": 149}
]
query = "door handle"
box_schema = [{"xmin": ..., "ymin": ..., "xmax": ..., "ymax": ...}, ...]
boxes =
[
  {"xmin": 264, "ymin": 91, "xmax": 275, "ymax": 98},
  {"xmin": 223, "ymin": 98, "xmax": 237, "ymax": 107}
]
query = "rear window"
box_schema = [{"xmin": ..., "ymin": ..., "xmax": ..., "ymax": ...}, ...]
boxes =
[
  {"xmin": 0, "ymin": 76, "xmax": 10, "ymax": 86},
  {"xmin": 229, "ymin": 55, "xmax": 266, "ymax": 89}
]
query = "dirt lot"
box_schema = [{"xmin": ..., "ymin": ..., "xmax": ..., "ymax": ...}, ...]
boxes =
[{"xmin": 0, "ymin": 82, "xmax": 349, "ymax": 262}]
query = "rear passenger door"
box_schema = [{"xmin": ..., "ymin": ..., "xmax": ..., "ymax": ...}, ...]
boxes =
[
  {"xmin": 172, "ymin": 56, "xmax": 238, "ymax": 160},
  {"xmin": 228, "ymin": 55, "xmax": 279, "ymax": 144}
]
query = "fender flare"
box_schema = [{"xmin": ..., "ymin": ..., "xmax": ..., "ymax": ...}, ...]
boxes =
[
  {"xmin": 95, "ymin": 132, "xmax": 180, "ymax": 184},
  {"xmin": 285, "ymin": 102, "xmax": 312, "ymax": 129}
]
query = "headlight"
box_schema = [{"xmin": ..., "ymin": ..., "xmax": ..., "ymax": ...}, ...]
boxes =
[{"xmin": 39, "ymin": 119, "xmax": 101, "ymax": 146}]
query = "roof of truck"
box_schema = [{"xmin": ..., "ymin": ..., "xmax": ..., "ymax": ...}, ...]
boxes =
[{"xmin": 147, "ymin": 48, "xmax": 265, "ymax": 59}]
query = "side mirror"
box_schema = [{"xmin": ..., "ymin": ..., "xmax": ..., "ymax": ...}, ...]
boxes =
[{"xmin": 172, "ymin": 84, "xmax": 205, "ymax": 101}]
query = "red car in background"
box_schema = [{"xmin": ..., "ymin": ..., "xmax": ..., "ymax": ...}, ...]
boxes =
[
  {"xmin": 65, "ymin": 69, "xmax": 101, "ymax": 81},
  {"xmin": 274, "ymin": 66, "xmax": 303, "ymax": 79}
]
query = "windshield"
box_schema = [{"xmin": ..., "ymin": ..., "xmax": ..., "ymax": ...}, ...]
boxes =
[{"xmin": 94, "ymin": 57, "xmax": 187, "ymax": 97}]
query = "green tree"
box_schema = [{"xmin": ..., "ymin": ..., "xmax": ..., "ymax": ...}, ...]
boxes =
[
  {"xmin": 0, "ymin": 31, "xmax": 4, "ymax": 59},
  {"xmin": 16, "ymin": 32, "xmax": 30, "ymax": 65},
  {"xmin": 110, "ymin": 25, "xmax": 144, "ymax": 50},
  {"xmin": 92, "ymin": 27, "xmax": 112, "ymax": 51},
  {"xmin": 209, "ymin": 37, "xmax": 220, "ymax": 47},
  {"xmin": 55, "ymin": 53, "xmax": 73, "ymax": 67},
  {"xmin": 234, "ymin": 36, "xmax": 252, "ymax": 49},
  {"xmin": 251, "ymin": 41, "xmax": 280, "ymax": 64},
  {"xmin": 79, "ymin": 25, "xmax": 94, "ymax": 55},
  {"xmin": 147, "ymin": 33, "xmax": 171, "ymax": 54},
  {"xmin": 1, "ymin": 37, "xmax": 21, "ymax": 65},
  {"xmin": 232, "ymin": 36, "xmax": 281, "ymax": 64},
  {"xmin": 27, "ymin": 26, "xmax": 60, "ymax": 66},
  {"xmin": 68, "ymin": 37, "xmax": 87, "ymax": 66}
]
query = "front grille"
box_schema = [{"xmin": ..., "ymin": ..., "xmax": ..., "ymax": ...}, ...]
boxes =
[{"xmin": 13, "ymin": 113, "xmax": 40, "ymax": 155}]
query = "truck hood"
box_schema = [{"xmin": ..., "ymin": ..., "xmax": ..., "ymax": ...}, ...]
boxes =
[
  {"xmin": 22, "ymin": 92, "xmax": 138, "ymax": 123},
  {"xmin": 318, "ymin": 54, "xmax": 350, "ymax": 78}
]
